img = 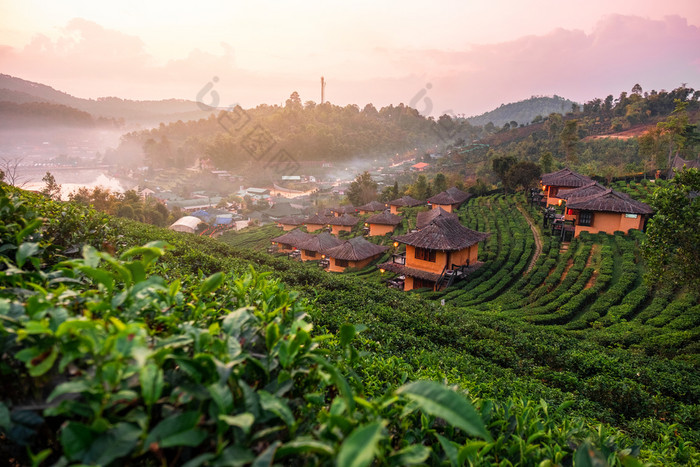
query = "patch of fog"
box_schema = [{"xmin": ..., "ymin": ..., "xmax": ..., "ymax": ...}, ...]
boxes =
[{"xmin": 24, "ymin": 173, "xmax": 129, "ymax": 201}]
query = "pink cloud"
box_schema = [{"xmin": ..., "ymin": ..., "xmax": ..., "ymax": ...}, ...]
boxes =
[{"xmin": 0, "ymin": 15, "xmax": 698, "ymax": 117}]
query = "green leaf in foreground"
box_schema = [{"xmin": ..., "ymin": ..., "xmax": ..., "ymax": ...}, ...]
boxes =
[
  {"xmin": 337, "ymin": 422, "xmax": 385, "ymax": 467},
  {"xmin": 397, "ymin": 380, "xmax": 492, "ymax": 441}
]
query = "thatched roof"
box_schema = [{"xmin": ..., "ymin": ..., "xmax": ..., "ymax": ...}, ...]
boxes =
[
  {"xmin": 305, "ymin": 213, "xmax": 333, "ymax": 225},
  {"xmin": 356, "ymin": 200, "xmax": 388, "ymax": 212},
  {"xmin": 566, "ymin": 189, "xmax": 653, "ymax": 214},
  {"xmin": 327, "ymin": 214, "xmax": 360, "ymax": 226},
  {"xmin": 331, "ymin": 205, "xmax": 356, "ymax": 215},
  {"xmin": 541, "ymin": 168, "xmax": 592, "ymax": 188},
  {"xmin": 416, "ymin": 207, "xmax": 457, "ymax": 229},
  {"xmin": 271, "ymin": 229, "xmax": 313, "ymax": 247},
  {"xmin": 277, "ymin": 216, "xmax": 305, "ymax": 225},
  {"xmin": 388, "ymin": 195, "xmax": 424, "ymax": 208},
  {"xmin": 366, "ymin": 210, "xmax": 402, "ymax": 226},
  {"xmin": 557, "ymin": 182, "xmax": 608, "ymax": 200},
  {"xmin": 326, "ymin": 236, "xmax": 388, "ymax": 261},
  {"xmin": 393, "ymin": 216, "xmax": 489, "ymax": 251},
  {"xmin": 298, "ymin": 232, "xmax": 344, "ymax": 254},
  {"xmin": 427, "ymin": 187, "xmax": 471, "ymax": 206},
  {"xmin": 378, "ymin": 262, "xmax": 441, "ymax": 282}
]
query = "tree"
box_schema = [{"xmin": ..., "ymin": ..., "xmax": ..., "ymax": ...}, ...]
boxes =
[
  {"xmin": 540, "ymin": 152, "xmax": 553, "ymax": 173},
  {"xmin": 504, "ymin": 161, "xmax": 541, "ymax": 192},
  {"xmin": 432, "ymin": 173, "xmax": 447, "ymax": 193},
  {"xmin": 409, "ymin": 175, "xmax": 430, "ymax": 200},
  {"xmin": 560, "ymin": 120, "xmax": 579, "ymax": 163},
  {"xmin": 40, "ymin": 171, "xmax": 62, "ymax": 200},
  {"xmin": 642, "ymin": 168, "xmax": 700, "ymax": 288},
  {"xmin": 492, "ymin": 155, "xmax": 517, "ymax": 192},
  {"xmin": 0, "ymin": 156, "xmax": 28, "ymax": 187},
  {"xmin": 346, "ymin": 171, "xmax": 378, "ymax": 206}
]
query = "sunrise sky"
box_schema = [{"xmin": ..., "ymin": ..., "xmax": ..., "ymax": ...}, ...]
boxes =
[{"xmin": 1, "ymin": 0, "xmax": 699, "ymax": 117}]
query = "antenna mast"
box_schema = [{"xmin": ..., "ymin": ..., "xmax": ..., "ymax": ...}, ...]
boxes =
[{"xmin": 321, "ymin": 76, "xmax": 326, "ymax": 104}]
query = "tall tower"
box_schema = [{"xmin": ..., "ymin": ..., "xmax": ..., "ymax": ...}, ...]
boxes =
[{"xmin": 321, "ymin": 76, "xmax": 326, "ymax": 104}]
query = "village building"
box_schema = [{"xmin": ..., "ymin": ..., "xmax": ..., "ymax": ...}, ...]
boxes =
[
  {"xmin": 270, "ymin": 229, "xmax": 313, "ymax": 253},
  {"xmin": 304, "ymin": 213, "xmax": 333, "ymax": 232},
  {"xmin": 169, "ymin": 216, "xmax": 204, "ymax": 234},
  {"xmin": 277, "ymin": 216, "xmax": 305, "ymax": 231},
  {"xmin": 365, "ymin": 210, "xmax": 402, "ymax": 236},
  {"xmin": 379, "ymin": 216, "xmax": 489, "ymax": 291},
  {"xmin": 325, "ymin": 237, "xmax": 389, "ymax": 272},
  {"xmin": 330, "ymin": 205, "xmax": 356, "ymax": 217},
  {"xmin": 667, "ymin": 154, "xmax": 700, "ymax": 178},
  {"xmin": 327, "ymin": 214, "xmax": 360, "ymax": 235},
  {"xmin": 416, "ymin": 206, "xmax": 457, "ymax": 230},
  {"xmin": 540, "ymin": 168, "xmax": 592, "ymax": 206},
  {"xmin": 297, "ymin": 232, "xmax": 344, "ymax": 261},
  {"xmin": 411, "ymin": 162, "xmax": 429, "ymax": 171},
  {"xmin": 427, "ymin": 187, "xmax": 471, "ymax": 212},
  {"xmin": 564, "ymin": 189, "xmax": 653, "ymax": 237},
  {"xmin": 356, "ymin": 200, "xmax": 388, "ymax": 215},
  {"xmin": 387, "ymin": 195, "xmax": 424, "ymax": 214}
]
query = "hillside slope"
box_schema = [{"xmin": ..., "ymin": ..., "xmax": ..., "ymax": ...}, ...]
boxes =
[{"xmin": 467, "ymin": 95, "xmax": 579, "ymax": 127}]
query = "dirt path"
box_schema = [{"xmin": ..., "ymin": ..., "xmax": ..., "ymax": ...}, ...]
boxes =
[{"xmin": 517, "ymin": 205, "xmax": 543, "ymax": 274}]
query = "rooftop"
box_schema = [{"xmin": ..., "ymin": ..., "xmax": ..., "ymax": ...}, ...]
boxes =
[
  {"xmin": 393, "ymin": 216, "xmax": 489, "ymax": 251},
  {"xmin": 427, "ymin": 187, "xmax": 471, "ymax": 206},
  {"xmin": 356, "ymin": 200, "xmax": 388, "ymax": 212},
  {"xmin": 270, "ymin": 229, "xmax": 313, "ymax": 248},
  {"xmin": 327, "ymin": 214, "xmax": 360, "ymax": 226},
  {"xmin": 566, "ymin": 189, "xmax": 653, "ymax": 214},
  {"xmin": 325, "ymin": 236, "xmax": 389, "ymax": 261},
  {"xmin": 298, "ymin": 232, "xmax": 345, "ymax": 254},
  {"xmin": 557, "ymin": 181, "xmax": 608, "ymax": 200},
  {"xmin": 366, "ymin": 210, "xmax": 402, "ymax": 226},
  {"xmin": 416, "ymin": 206, "xmax": 457, "ymax": 229},
  {"xmin": 388, "ymin": 195, "xmax": 424, "ymax": 208},
  {"xmin": 541, "ymin": 168, "xmax": 592, "ymax": 188}
]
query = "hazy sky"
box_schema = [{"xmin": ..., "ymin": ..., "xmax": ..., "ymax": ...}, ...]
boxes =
[{"xmin": 1, "ymin": 0, "xmax": 699, "ymax": 116}]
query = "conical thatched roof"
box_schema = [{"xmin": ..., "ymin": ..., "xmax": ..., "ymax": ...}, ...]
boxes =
[
  {"xmin": 271, "ymin": 229, "xmax": 313, "ymax": 248},
  {"xmin": 366, "ymin": 210, "xmax": 402, "ymax": 226},
  {"xmin": 541, "ymin": 168, "xmax": 592, "ymax": 188},
  {"xmin": 327, "ymin": 213, "xmax": 360, "ymax": 226},
  {"xmin": 393, "ymin": 216, "xmax": 489, "ymax": 251},
  {"xmin": 356, "ymin": 200, "xmax": 388, "ymax": 212},
  {"xmin": 331, "ymin": 205, "xmax": 356, "ymax": 215},
  {"xmin": 557, "ymin": 181, "xmax": 608, "ymax": 200},
  {"xmin": 277, "ymin": 216, "xmax": 305, "ymax": 226},
  {"xmin": 297, "ymin": 232, "xmax": 344, "ymax": 254},
  {"xmin": 325, "ymin": 236, "xmax": 389, "ymax": 261},
  {"xmin": 566, "ymin": 189, "xmax": 653, "ymax": 214},
  {"xmin": 416, "ymin": 206, "xmax": 457, "ymax": 229},
  {"xmin": 427, "ymin": 187, "xmax": 471, "ymax": 206},
  {"xmin": 305, "ymin": 213, "xmax": 333, "ymax": 225},
  {"xmin": 388, "ymin": 195, "xmax": 424, "ymax": 208}
]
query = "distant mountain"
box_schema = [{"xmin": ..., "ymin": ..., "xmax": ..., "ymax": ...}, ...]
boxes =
[
  {"xmin": 0, "ymin": 74, "xmax": 215, "ymax": 125},
  {"xmin": 466, "ymin": 95, "xmax": 579, "ymax": 128}
]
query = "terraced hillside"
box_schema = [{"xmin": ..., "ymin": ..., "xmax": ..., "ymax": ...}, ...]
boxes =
[{"xmin": 2, "ymin": 184, "xmax": 698, "ymax": 465}]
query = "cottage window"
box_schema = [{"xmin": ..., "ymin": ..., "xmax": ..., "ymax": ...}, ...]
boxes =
[
  {"xmin": 414, "ymin": 247, "xmax": 436, "ymax": 262},
  {"xmin": 578, "ymin": 211, "xmax": 594, "ymax": 226},
  {"xmin": 335, "ymin": 259, "xmax": 349, "ymax": 268},
  {"xmin": 304, "ymin": 250, "xmax": 317, "ymax": 258}
]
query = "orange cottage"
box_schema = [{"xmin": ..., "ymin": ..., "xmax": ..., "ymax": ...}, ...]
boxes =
[
  {"xmin": 304, "ymin": 213, "xmax": 333, "ymax": 232},
  {"xmin": 356, "ymin": 200, "xmax": 387, "ymax": 215},
  {"xmin": 325, "ymin": 237, "xmax": 388, "ymax": 272},
  {"xmin": 327, "ymin": 214, "xmax": 359, "ymax": 235},
  {"xmin": 277, "ymin": 216, "xmax": 305, "ymax": 231},
  {"xmin": 378, "ymin": 216, "xmax": 489, "ymax": 291},
  {"xmin": 540, "ymin": 168, "xmax": 592, "ymax": 206},
  {"xmin": 365, "ymin": 210, "xmax": 402, "ymax": 236},
  {"xmin": 296, "ymin": 232, "xmax": 344, "ymax": 261},
  {"xmin": 427, "ymin": 187, "xmax": 471, "ymax": 213},
  {"xmin": 565, "ymin": 189, "xmax": 653, "ymax": 237},
  {"xmin": 388, "ymin": 195, "xmax": 424, "ymax": 214},
  {"xmin": 270, "ymin": 229, "xmax": 313, "ymax": 253}
]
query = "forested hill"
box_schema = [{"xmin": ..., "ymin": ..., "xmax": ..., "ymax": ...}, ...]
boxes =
[
  {"xmin": 111, "ymin": 97, "xmax": 480, "ymax": 172},
  {"xmin": 0, "ymin": 74, "xmax": 213, "ymax": 124},
  {"xmin": 467, "ymin": 95, "xmax": 579, "ymax": 128}
]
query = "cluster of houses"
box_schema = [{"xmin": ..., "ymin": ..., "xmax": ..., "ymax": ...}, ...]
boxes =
[
  {"xmin": 536, "ymin": 168, "xmax": 653, "ymax": 240},
  {"xmin": 270, "ymin": 186, "xmax": 493, "ymax": 292}
]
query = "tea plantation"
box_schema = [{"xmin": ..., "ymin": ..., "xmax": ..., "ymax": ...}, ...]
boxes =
[{"xmin": 1, "ymin": 183, "xmax": 698, "ymax": 465}]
